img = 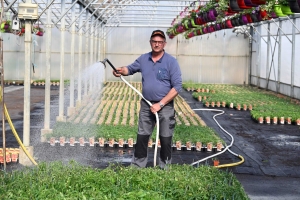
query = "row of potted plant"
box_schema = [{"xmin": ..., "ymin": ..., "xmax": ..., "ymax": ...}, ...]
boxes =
[
  {"xmin": 0, "ymin": 21, "xmax": 44, "ymax": 36},
  {"xmin": 183, "ymin": 83, "xmax": 300, "ymax": 124},
  {"xmin": 47, "ymin": 123, "xmax": 225, "ymax": 151},
  {"xmin": 166, "ymin": 0, "xmax": 300, "ymax": 39},
  {"xmin": 0, "ymin": 148, "xmax": 19, "ymax": 164}
]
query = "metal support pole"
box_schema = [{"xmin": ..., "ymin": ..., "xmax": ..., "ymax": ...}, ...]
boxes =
[
  {"xmin": 266, "ymin": 22, "xmax": 270, "ymax": 88},
  {"xmin": 98, "ymin": 22, "xmax": 101, "ymax": 62},
  {"xmin": 41, "ymin": 0, "xmax": 53, "ymax": 142},
  {"xmin": 76, "ymin": 5, "xmax": 83, "ymax": 107},
  {"xmin": 0, "ymin": 36, "xmax": 6, "ymax": 170},
  {"xmin": 291, "ymin": 17, "xmax": 295, "ymax": 98},
  {"xmin": 277, "ymin": 20, "xmax": 282, "ymax": 93},
  {"xmin": 57, "ymin": 0, "xmax": 66, "ymax": 122},
  {"xmin": 89, "ymin": 17, "xmax": 94, "ymax": 93},
  {"xmin": 68, "ymin": 0, "xmax": 76, "ymax": 116},
  {"xmin": 84, "ymin": 10, "xmax": 89, "ymax": 97},
  {"xmin": 256, "ymin": 26, "xmax": 261, "ymax": 87},
  {"xmin": 23, "ymin": 20, "xmax": 31, "ymax": 147}
]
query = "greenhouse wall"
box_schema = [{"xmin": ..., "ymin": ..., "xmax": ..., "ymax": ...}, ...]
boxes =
[
  {"xmin": 3, "ymin": 27, "xmax": 88, "ymax": 81},
  {"xmin": 104, "ymin": 27, "xmax": 250, "ymax": 84},
  {"xmin": 251, "ymin": 17, "xmax": 300, "ymax": 100}
]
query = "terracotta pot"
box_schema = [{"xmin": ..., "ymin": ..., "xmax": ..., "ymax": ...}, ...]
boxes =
[
  {"xmin": 217, "ymin": 101, "xmax": 221, "ymax": 107},
  {"xmin": 211, "ymin": 102, "xmax": 215, "ymax": 107},
  {"xmin": 273, "ymin": 117, "xmax": 278, "ymax": 124},
  {"xmin": 287, "ymin": 117, "xmax": 292, "ymax": 124},
  {"xmin": 195, "ymin": 142, "xmax": 202, "ymax": 151},
  {"xmin": 59, "ymin": 137, "xmax": 65, "ymax": 146},
  {"xmin": 243, "ymin": 104, "xmax": 247, "ymax": 111},
  {"xmin": 266, "ymin": 116, "xmax": 271, "ymax": 124},
  {"xmin": 222, "ymin": 101, "xmax": 226, "ymax": 107},
  {"xmin": 213, "ymin": 160, "xmax": 220, "ymax": 166},
  {"xmin": 176, "ymin": 141, "xmax": 182, "ymax": 150},
  {"xmin": 237, "ymin": 104, "xmax": 241, "ymax": 110},
  {"xmin": 258, "ymin": 116, "xmax": 264, "ymax": 124},
  {"xmin": 198, "ymin": 96, "xmax": 202, "ymax": 101},
  {"xmin": 296, "ymin": 118, "xmax": 300, "ymax": 125},
  {"xmin": 280, "ymin": 117, "xmax": 285, "ymax": 124},
  {"xmin": 98, "ymin": 137, "xmax": 105, "ymax": 147}
]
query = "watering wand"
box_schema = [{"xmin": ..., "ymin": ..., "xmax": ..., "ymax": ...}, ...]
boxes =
[{"xmin": 99, "ymin": 58, "xmax": 160, "ymax": 167}]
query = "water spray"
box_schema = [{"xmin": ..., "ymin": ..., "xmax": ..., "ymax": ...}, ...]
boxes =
[{"xmin": 99, "ymin": 58, "xmax": 160, "ymax": 167}]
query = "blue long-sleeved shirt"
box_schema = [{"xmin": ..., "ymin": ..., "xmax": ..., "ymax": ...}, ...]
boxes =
[{"xmin": 127, "ymin": 51, "xmax": 182, "ymax": 102}]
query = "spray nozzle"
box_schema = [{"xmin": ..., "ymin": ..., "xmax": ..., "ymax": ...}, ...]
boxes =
[{"xmin": 99, "ymin": 58, "xmax": 119, "ymax": 74}]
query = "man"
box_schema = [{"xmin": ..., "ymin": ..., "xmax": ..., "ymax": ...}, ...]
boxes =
[{"xmin": 112, "ymin": 30, "xmax": 182, "ymax": 169}]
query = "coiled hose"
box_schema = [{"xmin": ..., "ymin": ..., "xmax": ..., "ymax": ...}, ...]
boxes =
[
  {"xmin": 0, "ymin": 86, "xmax": 38, "ymax": 166},
  {"xmin": 191, "ymin": 109, "xmax": 244, "ymax": 168}
]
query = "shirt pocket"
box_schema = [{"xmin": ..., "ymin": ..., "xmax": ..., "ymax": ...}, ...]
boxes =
[{"xmin": 157, "ymin": 67, "xmax": 169, "ymax": 80}]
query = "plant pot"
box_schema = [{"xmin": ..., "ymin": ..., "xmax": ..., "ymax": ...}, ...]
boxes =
[
  {"xmin": 79, "ymin": 137, "xmax": 85, "ymax": 146},
  {"xmin": 230, "ymin": 102, "xmax": 234, "ymax": 108},
  {"xmin": 176, "ymin": 140, "xmax": 182, "ymax": 150},
  {"xmin": 69, "ymin": 137, "xmax": 75, "ymax": 146},
  {"xmin": 273, "ymin": 117, "xmax": 278, "ymax": 124},
  {"xmin": 89, "ymin": 137, "xmax": 95, "ymax": 147},
  {"xmin": 280, "ymin": 117, "xmax": 285, "ymax": 124},
  {"xmin": 195, "ymin": 142, "xmax": 202, "ymax": 151},
  {"xmin": 109, "ymin": 138, "xmax": 115, "ymax": 147},
  {"xmin": 50, "ymin": 137, "xmax": 56, "ymax": 146},
  {"xmin": 128, "ymin": 138, "xmax": 134, "ymax": 147},
  {"xmin": 281, "ymin": 4, "xmax": 294, "ymax": 15},
  {"xmin": 229, "ymin": 0, "xmax": 243, "ymax": 11},
  {"xmin": 207, "ymin": 142, "xmax": 213, "ymax": 152},
  {"xmin": 205, "ymin": 101, "xmax": 210, "ymax": 107},
  {"xmin": 222, "ymin": 101, "xmax": 226, "ymax": 107},
  {"xmin": 250, "ymin": 13, "xmax": 259, "ymax": 22},
  {"xmin": 265, "ymin": 116, "xmax": 271, "ymax": 124},
  {"xmin": 211, "ymin": 102, "xmax": 215, "ymax": 107},
  {"xmin": 258, "ymin": 116, "xmax": 264, "ymax": 124},
  {"xmin": 98, "ymin": 137, "xmax": 105, "ymax": 147},
  {"xmin": 297, "ymin": 118, "xmax": 300, "ymax": 125},
  {"xmin": 243, "ymin": 104, "xmax": 247, "ymax": 111},
  {"xmin": 287, "ymin": 117, "xmax": 292, "ymax": 124},
  {"xmin": 287, "ymin": 0, "xmax": 300, "ymax": 13},
  {"xmin": 236, "ymin": 104, "xmax": 241, "ymax": 110},
  {"xmin": 198, "ymin": 96, "xmax": 202, "ymax": 101},
  {"xmin": 273, "ymin": 4, "xmax": 288, "ymax": 17},
  {"xmin": 118, "ymin": 138, "xmax": 124, "ymax": 147},
  {"xmin": 147, "ymin": 138, "xmax": 153, "ymax": 148},
  {"xmin": 249, "ymin": 104, "xmax": 253, "ymax": 110},
  {"xmin": 217, "ymin": 101, "xmax": 221, "ymax": 107},
  {"xmin": 59, "ymin": 136, "xmax": 65, "ymax": 146},
  {"xmin": 186, "ymin": 141, "xmax": 192, "ymax": 150},
  {"xmin": 213, "ymin": 160, "xmax": 220, "ymax": 166}
]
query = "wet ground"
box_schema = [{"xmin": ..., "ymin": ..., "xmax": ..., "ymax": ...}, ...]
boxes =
[{"xmin": 1, "ymin": 85, "xmax": 300, "ymax": 200}]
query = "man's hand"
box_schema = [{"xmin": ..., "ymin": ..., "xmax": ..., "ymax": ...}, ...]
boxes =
[
  {"xmin": 112, "ymin": 66, "xmax": 128, "ymax": 77},
  {"xmin": 150, "ymin": 103, "xmax": 161, "ymax": 114}
]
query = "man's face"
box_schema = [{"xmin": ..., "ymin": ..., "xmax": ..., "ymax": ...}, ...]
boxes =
[{"xmin": 150, "ymin": 36, "xmax": 166, "ymax": 53}]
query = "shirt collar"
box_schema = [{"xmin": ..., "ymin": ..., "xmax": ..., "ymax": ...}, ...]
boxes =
[{"xmin": 148, "ymin": 50, "xmax": 165, "ymax": 63}]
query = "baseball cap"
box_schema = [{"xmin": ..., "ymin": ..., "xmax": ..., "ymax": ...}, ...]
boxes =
[{"xmin": 151, "ymin": 30, "xmax": 166, "ymax": 39}]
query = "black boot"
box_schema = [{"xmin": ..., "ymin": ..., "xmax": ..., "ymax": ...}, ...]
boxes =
[
  {"xmin": 134, "ymin": 134, "xmax": 150, "ymax": 159},
  {"xmin": 159, "ymin": 136, "xmax": 173, "ymax": 166}
]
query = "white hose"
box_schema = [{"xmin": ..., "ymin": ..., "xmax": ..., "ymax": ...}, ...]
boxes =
[
  {"xmin": 119, "ymin": 76, "xmax": 160, "ymax": 167},
  {"xmin": 190, "ymin": 108, "xmax": 240, "ymax": 166}
]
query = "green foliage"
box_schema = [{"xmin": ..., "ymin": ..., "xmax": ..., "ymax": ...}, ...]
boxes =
[
  {"xmin": 0, "ymin": 161, "xmax": 249, "ymax": 199},
  {"xmin": 186, "ymin": 83, "xmax": 300, "ymax": 123}
]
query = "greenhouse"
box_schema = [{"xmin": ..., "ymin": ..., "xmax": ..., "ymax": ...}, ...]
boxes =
[{"xmin": 0, "ymin": 0, "xmax": 300, "ymax": 199}]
